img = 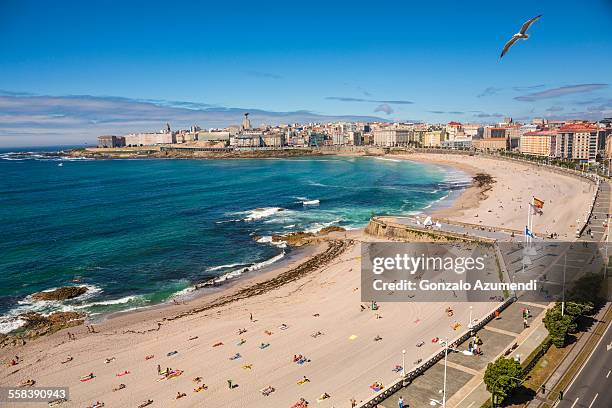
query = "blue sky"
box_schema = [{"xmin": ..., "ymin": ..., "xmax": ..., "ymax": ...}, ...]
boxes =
[{"xmin": 1, "ymin": 0, "xmax": 611, "ymax": 146}]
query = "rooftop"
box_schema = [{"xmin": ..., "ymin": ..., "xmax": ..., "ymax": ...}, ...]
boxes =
[{"xmin": 559, "ymin": 123, "xmax": 599, "ymax": 132}]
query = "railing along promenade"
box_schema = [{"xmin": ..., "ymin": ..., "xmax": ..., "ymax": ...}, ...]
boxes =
[{"xmin": 356, "ymin": 298, "xmax": 514, "ymax": 408}]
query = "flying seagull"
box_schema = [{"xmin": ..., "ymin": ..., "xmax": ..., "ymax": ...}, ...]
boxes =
[{"xmin": 500, "ymin": 15, "xmax": 542, "ymax": 59}]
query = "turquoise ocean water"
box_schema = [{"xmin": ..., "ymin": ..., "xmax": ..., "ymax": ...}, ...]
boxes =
[{"xmin": 0, "ymin": 150, "xmax": 471, "ymax": 333}]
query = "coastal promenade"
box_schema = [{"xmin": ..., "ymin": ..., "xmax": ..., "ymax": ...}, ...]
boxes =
[{"xmin": 374, "ymin": 177, "xmax": 610, "ymax": 408}]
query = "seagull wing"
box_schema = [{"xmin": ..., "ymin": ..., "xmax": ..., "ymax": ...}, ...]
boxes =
[
  {"xmin": 500, "ymin": 36, "xmax": 519, "ymax": 59},
  {"xmin": 519, "ymin": 14, "xmax": 542, "ymax": 34}
]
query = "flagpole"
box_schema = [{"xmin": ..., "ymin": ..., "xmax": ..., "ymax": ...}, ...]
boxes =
[
  {"xmin": 529, "ymin": 197, "xmax": 535, "ymax": 242},
  {"xmin": 525, "ymin": 199, "xmax": 530, "ymax": 245}
]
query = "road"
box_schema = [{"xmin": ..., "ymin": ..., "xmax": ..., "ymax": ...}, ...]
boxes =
[
  {"xmin": 553, "ymin": 180, "xmax": 612, "ymax": 408},
  {"xmin": 556, "ymin": 319, "xmax": 612, "ymax": 408}
]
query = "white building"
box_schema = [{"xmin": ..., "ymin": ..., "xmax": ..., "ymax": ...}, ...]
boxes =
[{"xmin": 373, "ymin": 128, "xmax": 411, "ymax": 146}]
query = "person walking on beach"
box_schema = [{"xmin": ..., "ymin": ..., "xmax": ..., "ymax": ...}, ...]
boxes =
[
  {"xmin": 523, "ymin": 317, "xmax": 529, "ymax": 329},
  {"xmin": 398, "ymin": 396, "xmax": 407, "ymax": 408},
  {"xmin": 249, "ymin": 312, "xmax": 253, "ymax": 322},
  {"xmin": 227, "ymin": 379, "xmax": 233, "ymax": 389}
]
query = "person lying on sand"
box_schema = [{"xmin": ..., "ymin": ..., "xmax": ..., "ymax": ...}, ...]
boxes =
[
  {"xmin": 229, "ymin": 353, "xmax": 241, "ymax": 360},
  {"xmin": 279, "ymin": 323, "xmax": 289, "ymax": 330},
  {"xmin": 291, "ymin": 398, "xmax": 309, "ymax": 408},
  {"xmin": 374, "ymin": 335, "xmax": 382, "ymax": 341},
  {"xmin": 116, "ymin": 370, "xmax": 130, "ymax": 377},
  {"xmin": 259, "ymin": 343, "xmax": 270, "ymax": 349},
  {"xmin": 192, "ymin": 377, "xmax": 202, "ymax": 383},
  {"xmin": 261, "ymin": 385, "xmax": 275, "ymax": 396},
  {"xmin": 297, "ymin": 376, "xmax": 310, "ymax": 385},
  {"xmin": 137, "ymin": 399, "xmax": 153, "ymax": 408},
  {"xmin": 48, "ymin": 398, "xmax": 68, "ymax": 407},
  {"xmin": 145, "ymin": 355, "xmax": 154, "ymax": 360},
  {"xmin": 193, "ymin": 384, "xmax": 208, "ymax": 392},
  {"xmin": 104, "ymin": 357, "xmax": 115, "ymax": 364},
  {"xmin": 317, "ymin": 392, "xmax": 331, "ymax": 401},
  {"xmin": 112, "ymin": 384, "xmax": 126, "ymax": 392},
  {"xmin": 264, "ymin": 330, "xmax": 273, "ymax": 336},
  {"xmin": 86, "ymin": 401, "xmax": 104, "ymax": 408},
  {"xmin": 237, "ymin": 338, "xmax": 246, "ymax": 346},
  {"xmin": 19, "ymin": 379, "xmax": 35, "ymax": 387},
  {"xmin": 61, "ymin": 356, "xmax": 73, "ymax": 364},
  {"xmin": 188, "ymin": 336, "xmax": 198, "ymax": 341},
  {"xmin": 80, "ymin": 373, "xmax": 95, "ymax": 382},
  {"xmin": 242, "ymin": 364, "xmax": 253, "ymax": 370},
  {"xmin": 370, "ymin": 382, "xmax": 384, "ymax": 391},
  {"xmin": 238, "ymin": 328, "xmax": 247, "ymax": 335},
  {"xmin": 176, "ymin": 392, "xmax": 186, "ymax": 399},
  {"xmin": 311, "ymin": 331, "xmax": 324, "ymax": 338}
]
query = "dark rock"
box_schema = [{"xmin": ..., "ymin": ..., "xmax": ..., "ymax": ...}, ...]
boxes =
[{"xmin": 31, "ymin": 286, "xmax": 87, "ymax": 301}]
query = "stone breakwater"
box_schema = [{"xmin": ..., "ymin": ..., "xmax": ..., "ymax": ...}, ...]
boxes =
[{"xmin": 124, "ymin": 239, "xmax": 353, "ymax": 334}]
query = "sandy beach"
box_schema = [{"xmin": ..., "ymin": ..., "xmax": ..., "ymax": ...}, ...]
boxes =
[
  {"xmin": 0, "ymin": 153, "xmax": 595, "ymax": 408},
  {"xmin": 398, "ymin": 152, "xmax": 594, "ymax": 239}
]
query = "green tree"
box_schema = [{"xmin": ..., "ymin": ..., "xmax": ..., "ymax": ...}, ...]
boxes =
[
  {"xmin": 567, "ymin": 273, "xmax": 603, "ymax": 310},
  {"xmin": 484, "ymin": 357, "xmax": 523, "ymax": 405},
  {"xmin": 562, "ymin": 301, "xmax": 593, "ymax": 319},
  {"xmin": 543, "ymin": 307, "xmax": 576, "ymax": 347}
]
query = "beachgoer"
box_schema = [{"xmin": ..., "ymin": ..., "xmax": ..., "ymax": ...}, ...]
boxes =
[{"xmin": 227, "ymin": 379, "xmax": 233, "ymax": 389}]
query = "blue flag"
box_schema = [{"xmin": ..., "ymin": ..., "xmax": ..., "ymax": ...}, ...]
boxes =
[{"xmin": 525, "ymin": 226, "xmax": 535, "ymax": 238}]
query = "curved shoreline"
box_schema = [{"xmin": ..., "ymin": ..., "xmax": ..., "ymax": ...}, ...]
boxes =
[
  {"xmin": 0, "ymin": 152, "xmax": 596, "ymax": 408},
  {"xmin": 0, "ymin": 155, "xmax": 464, "ymax": 337}
]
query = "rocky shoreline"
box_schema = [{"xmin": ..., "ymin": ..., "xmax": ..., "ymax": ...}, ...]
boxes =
[
  {"xmin": 0, "ymin": 232, "xmax": 349, "ymax": 348},
  {"xmin": 156, "ymin": 239, "xmax": 352, "ymax": 329},
  {"xmin": 64, "ymin": 147, "xmax": 327, "ymax": 160}
]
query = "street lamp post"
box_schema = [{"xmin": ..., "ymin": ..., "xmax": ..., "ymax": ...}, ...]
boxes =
[
  {"xmin": 605, "ymin": 214, "xmax": 610, "ymax": 279},
  {"xmin": 443, "ymin": 340, "xmax": 448, "ymax": 408},
  {"xmin": 430, "ymin": 338, "xmax": 454, "ymax": 408},
  {"xmin": 402, "ymin": 349, "xmax": 406, "ymax": 378},
  {"xmin": 468, "ymin": 306, "xmax": 473, "ymax": 330},
  {"xmin": 561, "ymin": 253, "xmax": 566, "ymax": 316}
]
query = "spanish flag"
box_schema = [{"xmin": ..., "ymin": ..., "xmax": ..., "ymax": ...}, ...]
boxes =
[{"xmin": 533, "ymin": 197, "xmax": 544, "ymax": 209}]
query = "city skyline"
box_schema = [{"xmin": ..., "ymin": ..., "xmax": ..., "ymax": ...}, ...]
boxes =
[{"xmin": 1, "ymin": 0, "xmax": 612, "ymax": 146}]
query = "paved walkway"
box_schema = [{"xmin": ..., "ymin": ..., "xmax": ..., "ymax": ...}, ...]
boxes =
[
  {"xmin": 390, "ymin": 216, "xmax": 518, "ymax": 242},
  {"xmin": 378, "ymin": 179, "xmax": 610, "ymax": 408},
  {"xmin": 379, "ymin": 302, "xmax": 549, "ymax": 408}
]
